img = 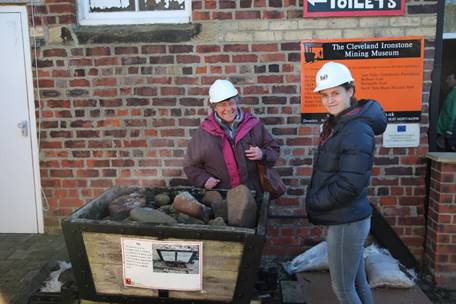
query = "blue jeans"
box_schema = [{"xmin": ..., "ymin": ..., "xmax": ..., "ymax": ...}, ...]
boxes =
[{"xmin": 326, "ymin": 217, "xmax": 373, "ymax": 304}]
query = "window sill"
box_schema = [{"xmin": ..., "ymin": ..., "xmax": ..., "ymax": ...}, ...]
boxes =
[{"xmin": 73, "ymin": 23, "xmax": 201, "ymax": 44}]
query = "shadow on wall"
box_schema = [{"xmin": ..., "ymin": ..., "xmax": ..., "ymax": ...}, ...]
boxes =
[{"xmin": 439, "ymin": 39, "xmax": 456, "ymax": 107}]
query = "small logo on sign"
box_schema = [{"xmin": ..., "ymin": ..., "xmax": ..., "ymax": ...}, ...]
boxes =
[
  {"xmin": 397, "ymin": 125, "xmax": 406, "ymax": 132},
  {"xmin": 125, "ymin": 278, "xmax": 132, "ymax": 285}
]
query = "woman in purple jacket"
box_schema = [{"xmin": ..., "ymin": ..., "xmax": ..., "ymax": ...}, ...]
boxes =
[{"xmin": 183, "ymin": 79, "xmax": 280, "ymax": 196}]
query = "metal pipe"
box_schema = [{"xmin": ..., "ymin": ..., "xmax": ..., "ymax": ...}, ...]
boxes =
[{"xmin": 428, "ymin": 0, "xmax": 446, "ymax": 151}]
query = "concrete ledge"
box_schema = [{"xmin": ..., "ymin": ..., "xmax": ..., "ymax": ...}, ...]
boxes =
[
  {"xmin": 74, "ymin": 23, "xmax": 202, "ymax": 44},
  {"xmin": 426, "ymin": 152, "xmax": 456, "ymax": 164},
  {"xmin": 0, "ymin": 0, "xmax": 41, "ymax": 3}
]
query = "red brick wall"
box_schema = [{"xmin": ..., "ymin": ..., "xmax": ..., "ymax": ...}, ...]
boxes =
[
  {"xmin": 425, "ymin": 156, "xmax": 456, "ymax": 288},
  {"xmin": 28, "ymin": 0, "xmax": 437, "ymax": 260}
]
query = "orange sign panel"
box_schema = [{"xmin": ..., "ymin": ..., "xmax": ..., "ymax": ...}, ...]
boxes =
[{"xmin": 301, "ymin": 36, "xmax": 424, "ymax": 124}]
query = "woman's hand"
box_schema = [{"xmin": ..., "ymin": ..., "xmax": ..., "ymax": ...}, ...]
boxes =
[
  {"xmin": 204, "ymin": 177, "xmax": 220, "ymax": 189},
  {"xmin": 245, "ymin": 145, "xmax": 263, "ymax": 160}
]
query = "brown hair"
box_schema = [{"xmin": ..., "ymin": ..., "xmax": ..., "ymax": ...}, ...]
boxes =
[{"xmin": 341, "ymin": 81, "xmax": 357, "ymax": 106}]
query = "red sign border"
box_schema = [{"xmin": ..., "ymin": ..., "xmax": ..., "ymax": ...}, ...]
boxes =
[{"xmin": 303, "ymin": 0, "xmax": 405, "ymax": 18}]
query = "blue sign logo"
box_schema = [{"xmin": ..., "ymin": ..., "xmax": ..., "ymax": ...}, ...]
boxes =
[{"xmin": 397, "ymin": 125, "xmax": 406, "ymax": 132}]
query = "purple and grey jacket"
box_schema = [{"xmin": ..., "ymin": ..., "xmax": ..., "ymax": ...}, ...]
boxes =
[{"xmin": 183, "ymin": 111, "xmax": 280, "ymax": 195}]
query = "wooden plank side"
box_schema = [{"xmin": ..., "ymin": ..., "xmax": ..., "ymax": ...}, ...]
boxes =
[
  {"xmin": 90, "ymin": 264, "xmax": 159, "ymax": 297},
  {"xmin": 83, "ymin": 232, "xmax": 159, "ymax": 296},
  {"xmin": 168, "ymin": 269, "xmax": 238, "ymax": 301},
  {"xmin": 83, "ymin": 232, "xmax": 243, "ymax": 301}
]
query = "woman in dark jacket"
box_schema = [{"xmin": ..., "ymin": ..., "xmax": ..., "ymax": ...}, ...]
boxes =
[
  {"xmin": 306, "ymin": 62, "xmax": 387, "ymax": 304},
  {"xmin": 183, "ymin": 79, "xmax": 280, "ymax": 196}
]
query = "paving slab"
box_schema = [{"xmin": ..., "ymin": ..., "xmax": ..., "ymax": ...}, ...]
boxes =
[
  {"xmin": 0, "ymin": 233, "xmax": 68, "ymax": 304},
  {"xmin": 280, "ymin": 280, "xmax": 306, "ymax": 304},
  {"xmin": 297, "ymin": 271, "xmax": 433, "ymax": 304}
]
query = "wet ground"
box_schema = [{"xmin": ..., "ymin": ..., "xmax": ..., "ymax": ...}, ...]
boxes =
[
  {"xmin": 417, "ymin": 272, "xmax": 456, "ymax": 304},
  {"xmin": 1, "ymin": 233, "xmax": 455, "ymax": 304},
  {"xmin": 0, "ymin": 233, "xmax": 67, "ymax": 304}
]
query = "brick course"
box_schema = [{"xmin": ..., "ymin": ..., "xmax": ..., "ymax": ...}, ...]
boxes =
[
  {"xmin": 26, "ymin": 0, "xmax": 439, "ymax": 266},
  {"xmin": 425, "ymin": 156, "xmax": 456, "ymax": 289}
]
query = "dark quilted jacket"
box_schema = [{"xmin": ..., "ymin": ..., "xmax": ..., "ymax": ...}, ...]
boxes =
[{"xmin": 305, "ymin": 100, "xmax": 387, "ymax": 225}]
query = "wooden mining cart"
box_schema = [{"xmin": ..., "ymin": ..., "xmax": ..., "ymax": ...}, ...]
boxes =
[{"xmin": 62, "ymin": 186, "xmax": 269, "ymax": 304}]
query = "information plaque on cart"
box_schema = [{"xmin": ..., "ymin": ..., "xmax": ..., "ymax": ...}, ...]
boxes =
[{"xmin": 121, "ymin": 238, "xmax": 203, "ymax": 291}]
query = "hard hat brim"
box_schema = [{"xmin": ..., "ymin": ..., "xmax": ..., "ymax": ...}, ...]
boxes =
[
  {"xmin": 209, "ymin": 92, "xmax": 238, "ymax": 104},
  {"xmin": 313, "ymin": 79, "xmax": 354, "ymax": 93}
]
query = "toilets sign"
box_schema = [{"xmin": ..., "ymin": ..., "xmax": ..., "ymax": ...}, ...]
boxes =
[{"xmin": 304, "ymin": 0, "xmax": 404, "ymax": 17}]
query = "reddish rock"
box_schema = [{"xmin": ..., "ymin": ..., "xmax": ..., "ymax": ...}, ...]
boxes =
[{"xmin": 172, "ymin": 191, "xmax": 212, "ymax": 222}]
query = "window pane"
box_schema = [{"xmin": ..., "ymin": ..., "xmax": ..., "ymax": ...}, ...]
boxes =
[
  {"xmin": 176, "ymin": 251, "xmax": 193, "ymax": 263},
  {"xmin": 159, "ymin": 250, "xmax": 176, "ymax": 262},
  {"xmin": 139, "ymin": 0, "xmax": 185, "ymax": 11},
  {"xmin": 89, "ymin": 0, "xmax": 135, "ymax": 12}
]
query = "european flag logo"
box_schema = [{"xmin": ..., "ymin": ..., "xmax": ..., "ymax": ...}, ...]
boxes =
[{"xmin": 397, "ymin": 125, "xmax": 406, "ymax": 132}]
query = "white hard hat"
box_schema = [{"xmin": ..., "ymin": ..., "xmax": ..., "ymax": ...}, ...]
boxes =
[
  {"xmin": 313, "ymin": 62, "xmax": 354, "ymax": 92},
  {"xmin": 209, "ymin": 79, "xmax": 239, "ymax": 104}
]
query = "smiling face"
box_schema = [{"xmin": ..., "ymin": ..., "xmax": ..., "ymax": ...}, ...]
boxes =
[
  {"xmin": 319, "ymin": 85, "xmax": 353, "ymax": 116},
  {"xmin": 213, "ymin": 98, "xmax": 238, "ymax": 123}
]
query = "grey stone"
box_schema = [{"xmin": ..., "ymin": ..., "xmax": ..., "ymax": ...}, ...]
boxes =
[
  {"xmin": 176, "ymin": 213, "xmax": 190, "ymax": 224},
  {"xmin": 154, "ymin": 193, "xmax": 171, "ymax": 207},
  {"xmin": 172, "ymin": 191, "xmax": 212, "ymax": 223},
  {"xmin": 201, "ymin": 190, "xmax": 223, "ymax": 207},
  {"xmin": 130, "ymin": 207, "xmax": 177, "ymax": 224},
  {"xmin": 187, "ymin": 217, "xmax": 205, "ymax": 225},
  {"xmin": 157, "ymin": 204, "xmax": 176, "ymax": 215},
  {"xmin": 74, "ymin": 23, "xmax": 202, "ymax": 44},
  {"xmin": 212, "ymin": 199, "xmax": 228, "ymax": 222},
  {"xmin": 176, "ymin": 213, "xmax": 205, "ymax": 225},
  {"xmin": 106, "ymin": 205, "xmax": 130, "ymax": 220},
  {"xmin": 226, "ymin": 185, "xmax": 257, "ymax": 228},
  {"xmin": 108, "ymin": 191, "xmax": 145, "ymax": 220},
  {"xmin": 209, "ymin": 217, "xmax": 226, "ymax": 226}
]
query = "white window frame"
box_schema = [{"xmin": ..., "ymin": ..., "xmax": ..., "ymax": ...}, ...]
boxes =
[{"xmin": 78, "ymin": 0, "xmax": 192, "ymax": 25}]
